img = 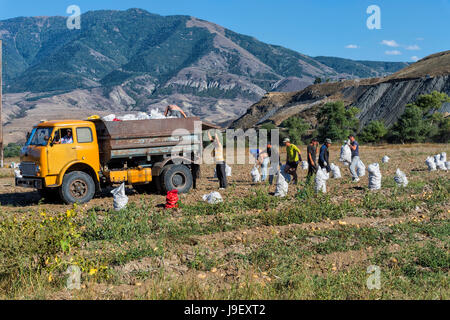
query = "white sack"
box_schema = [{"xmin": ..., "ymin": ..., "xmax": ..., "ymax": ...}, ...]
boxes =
[
  {"xmin": 136, "ymin": 112, "xmax": 151, "ymax": 120},
  {"xmin": 102, "ymin": 114, "xmax": 116, "ymax": 122},
  {"xmin": 301, "ymin": 161, "xmax": 308, "ymax": 170},
  {"xmin": 394, "ymin": 168, "xmax": 408, "ymax": 187},
  {"xmin": 357, "ymin": 160, "xmax": 366, "ymax": 177},
  {"xmin": 111, "ymin": 182, "xmax": 128, "ymax": 211},
  {"xmin": 225, "ymin": 164, "xmax": 232, "ymax": 177},
  {"xmin": 251, "ymin": 166, "xmax": 261, "ymax": 183},
  {"xmin": 14, "ymin": 169, "xmax": 22, "ymax": 178},
  {"xmin": 440, "ymin": 152, "xmax": 447, "ymax": 163},
  {"xmin": 339, "ymin": 143, "xmax": 352, "ymax": 166},
  {"xmin": 315, "ymin": 167, "xmax": 330, "ymax": 194},
  {"xmin": 434, "ymin": 154, "xmax": 447, "ymax": 171},
  {"xmin": 279, "ymin": 164, "xmax": 291, "ymax": 183},
  {"xmin": 368, "ymin": 163, "xmax": 382, "ymax": 190},
  {"xmin": 426, "ymin": 156, "xmax": 437, "ymax": 171},
  {"xmin": 330, "ymin": 163, "xmax": 341, "ymax": 179},
  {"xmin": 446, "ymin": 161, "xmax": 450, "ymax": 170},
  {"xmin": 382, "ymin": 156, "xmax": 390, "ymax": 163},
  {"xmin": 274, "ymin": 171, "xmax": 289, "ymax": 197},
  {"xmin": 202, "ymin": 191, "xmax": 223, "ymax": 204}
]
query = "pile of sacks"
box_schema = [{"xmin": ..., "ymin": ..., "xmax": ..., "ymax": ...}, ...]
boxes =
[
  {"xmin": 368, "ymin": 163, "xmax": 381, "ymax": 190},
  {"xmin": 426, "ymin": 152, "xmax": 448, "ymax": 171},
  {"xmin": 102, "ymin": 109, "xmax": 175, "ymax": 122}
]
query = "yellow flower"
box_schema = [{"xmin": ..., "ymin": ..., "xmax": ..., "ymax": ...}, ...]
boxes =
[
  {"xmin": 48, "ymin": 274, "xmax": 53, "ymax": 282},
  {"xmin": 88, "ymin": 268, "xmax": 98, "ymax": 275},
  {"xmin": 66, "ymin": 210, "xmax": 72, "ymax": 218}
]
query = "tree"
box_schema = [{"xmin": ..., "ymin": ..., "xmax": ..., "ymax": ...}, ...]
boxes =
[
  {"xmin": 359, "ymin": 120, "xmax": 388, "ymax": 143},
  {"xmin": 316, "ymin": 101, "xmax": 359, "ymax": 142},
  {"xmin": 389, "ymin": 104, "xmax": 432, "ymax": 143},
  {"xmin": 314, "ymin": 77, "xmax": 322, "ymax": 84},
  {"xmin": 280, "ymin": 116, "xmax": 310, "ymax": 145},
  {"xmin": 389, "ymin": 91, "xmax": 450, "ymax": 143}
]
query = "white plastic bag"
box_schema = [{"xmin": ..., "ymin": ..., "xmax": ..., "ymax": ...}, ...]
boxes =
[
  {"xmin": 274, "ymin": 171, "xmax": 289, "ymax": 197},
  {"xmin": 102, "ymin": 114, "xmax": 116, "ymax": 121},
  {"xmin": 14, "ymin": 169, "xmax": 22, "ymax": 178},
  {"xmin": 382, "ymin": 156, "xmax": 390, "ymax": 163},
  {"xmin": 149, "ymin": 109, "xmax": 168, "ymax": 119},
  {"xmin": 446, "ymin": 161, "xmax": 450, "ymax": 170},
  {"xmin": 426, "ymin": 156, "xmax": 437, "ymax": 171},
  {"xmin": 111, "ymin": 183, "xmax": 128, "ymax": 211},
  {"xmin": 440, "ymin": 152, "xmax": 447, "ymax": 163},
  {"xmin": 339, "ymin": 143, "xmax": 352, "ymax": 166},
  {"xmin": 251, "ymin": 166, "xmax": 261, "ymax": 183},
  {"xmin": 315, "ymin": 168, "xmax": 329, "ymax": 194},
  {"xmin": 118, "ymin": 114, "xmax": 137, "ymax": 121},
  {"xmin": 367, "ymin": 163, "xmax": 382, "ymax": 190},
  {"xmin": 301, "ymin": 161, "xmax": 308, "ymax": 170},
  {"xmin": 357, "ymin": 160, "xmax": 366, "ymax": 177},
  {"xmin": 136, "ymin": 112, "xmax": 151, "ymax": 120},
  {"xmin": 330, "ymin": 163, "xmax": 341, "ymax": 179},
  {"xmin": 202, "ymin": 191, "xmax": 223, "ymax": 204},
  {"xmin": 394, "ymin": 168, "xmax": 408, "ymax": 187}
]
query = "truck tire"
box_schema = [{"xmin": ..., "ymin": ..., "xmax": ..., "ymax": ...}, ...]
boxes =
[
  {"xmin": 59, "ymin": 171, "xmax": 95, "ymax": 204},
  {"xmin": 161, "ymin": 164, "xmax": 193, "ymax": 194}
]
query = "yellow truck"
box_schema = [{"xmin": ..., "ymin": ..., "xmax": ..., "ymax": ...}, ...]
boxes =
[{"xmin": 16, "ymin": 117, "xmax": 217, "ymax": 204}]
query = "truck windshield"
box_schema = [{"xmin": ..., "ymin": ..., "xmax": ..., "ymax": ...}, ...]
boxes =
[{"xmin": 26, "ymin": 127, "xmax": 54, "ymax": 146}]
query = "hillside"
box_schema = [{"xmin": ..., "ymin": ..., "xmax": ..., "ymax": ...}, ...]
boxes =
[
  {"xmin": 1, "ymin": 8, "xmax": 407, "ymax": 143},
  {"xmin": 231, "ymin": 50, "xmax": 450, "ymax": 130}
]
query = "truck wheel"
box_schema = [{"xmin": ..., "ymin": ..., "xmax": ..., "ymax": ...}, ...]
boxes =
[
  {"xmin": 59, "ymin": 171, "xmax": 95, "ymax": 204},
  {"xmin": 161, "ymin": 164, "xmax": 193, "ymax": 194}
]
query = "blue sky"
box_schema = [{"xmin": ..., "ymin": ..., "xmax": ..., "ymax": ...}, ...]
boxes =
[{"xmin": 0, "ymin": 0, "xmax": 449, "ymax": 62}]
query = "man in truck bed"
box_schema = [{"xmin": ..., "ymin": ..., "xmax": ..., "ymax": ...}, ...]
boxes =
[{"xmin": 164, "ymin": 105, "xmax": 187, "ymax": 118}]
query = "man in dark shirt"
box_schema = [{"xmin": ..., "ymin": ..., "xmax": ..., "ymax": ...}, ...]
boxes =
[
  {"xmin": 318, "ymin": 138, "xmax": 332, "ymax": 173},
  {"xmin": 348, "ymin": 134, "xmax": 360, "ymax": 182},
  {"xmin": 306, "ymin": 138, "xmax": 319, "ymax": 183}
]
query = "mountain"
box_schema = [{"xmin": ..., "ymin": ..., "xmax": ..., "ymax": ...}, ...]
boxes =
[
  {"xmin": 1, "ymin": 8, "xmax": 407, "ymax": 143},
  {"xmin": 231, "ymin": 50, "xmax": 450, "ymax": 130}
]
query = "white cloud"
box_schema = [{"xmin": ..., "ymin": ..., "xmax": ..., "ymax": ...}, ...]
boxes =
[
  {"xmin": 345, "ymin": 44, "xmax": 359, "ymax": 49},
  {"xmin": 411, "ymin": 56, "xmax": 420, "ymax": 62},
  {"xmin": 405, "ymin": 45, "xmax": 420, "ymax": 50},
  {"xmin": 381, "ymin": 40, "xmax": 399, "ymax": 47},
  {"xmin": 385, "ymin": 50, "xmax": 402, "ymax": 55}
]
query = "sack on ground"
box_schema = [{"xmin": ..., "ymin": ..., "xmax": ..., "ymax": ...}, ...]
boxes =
[
  {"xmin": 251, "ymin": 166, "xmax": 261, "ymax": 183},
  {"xmin": 357, "ymin": 160, "xmax": 366, "ymax": 177},
  {"xmin": 111, "ymin": 182, "xmax": 128, "ymax": 211},
  {"xmin": 301, "ymin": 161, "xmax": 308, "ymax": 170},
  {"xmin": 440, "ymin": 152, "xmax": 447, "ymax": 163},
  {"xmin": 434, "ymin": 154, "xmax": 447, "ymax": 171},
  {"xmin": 446, "ymin": 161, "xmax": 450, "ymax": 170},
  {"xmin": 315, "ymin": 168, "xmax": 329, "ymax": 193},
  {"xmin": 382, "ymin": 156, "xmax": 390, "ymax": 163},
  {"xmin": 202, "ymin": 191, "xmax": 223, "ymax": 204},
  {"xmin": 426, "ymin": 156, "xmax": 437, "ymax": 171},
  {"xmin": 339, "ymin": 143, "xmax": 352, "ymax": 165},
  {"xmin": 367, "ymin": 163, "xmax": 381, "ymax": 190},
  {"xmin": 394, "ymin": 168, "xmax": 408, "ymax": 187},
  {"xmin": 274, "ymin": 171, "xmax": 289, "ymax": 197},
  {"xmin": 330, "ymin": 163, "xmax": 341, "ymax": 179},
  {"xmin": 165, "ymin": 189, "xmax": 179, "ymax": 209}
]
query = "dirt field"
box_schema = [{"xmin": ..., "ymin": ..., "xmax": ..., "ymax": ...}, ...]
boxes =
[{"xmin": 0, "ymin": 143, "xmax": 448, "ymax": 299}]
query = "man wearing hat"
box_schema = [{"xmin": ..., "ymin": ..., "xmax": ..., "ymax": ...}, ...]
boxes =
[
  {"xmin": 306, "ymin": 137, "xmax": 319, "ymax": 183},
  {"xmin": 283, "ymin": 138, "xmax": 302, "ymax": 185},
  {"xmin": 318, "ymin": 138, "xmax": 332, "ymax": 172}
]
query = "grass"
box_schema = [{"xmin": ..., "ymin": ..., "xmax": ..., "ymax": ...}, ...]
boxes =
[{"xmin": 0, "ymin": 144, "xmax": 448, "ymax": 299}]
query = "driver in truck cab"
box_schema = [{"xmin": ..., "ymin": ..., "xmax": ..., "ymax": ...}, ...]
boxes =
[{"xmin": 54, "ymin": 128, "xmax": 73, "ymax": 144}]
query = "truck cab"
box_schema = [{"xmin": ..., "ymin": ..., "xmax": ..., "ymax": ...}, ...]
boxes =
[{"xmin": 17, "ymin": 120, "xmax": 101, "ymax": 203}]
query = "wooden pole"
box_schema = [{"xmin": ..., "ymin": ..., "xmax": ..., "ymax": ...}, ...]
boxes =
[{"xmin": 0, "ymin": 39, "xmax": 3, "ymax": 168}]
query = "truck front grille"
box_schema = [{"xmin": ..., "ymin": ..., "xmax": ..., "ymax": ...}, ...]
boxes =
[{"xmin": 19, "ymin": 162, "xmax": 36, "ymax": 176}]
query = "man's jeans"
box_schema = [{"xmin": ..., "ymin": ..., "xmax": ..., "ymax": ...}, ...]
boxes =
[
  {"xmin": 261, "ymin": 157, "xmax": 270, "ymax": 181},
  {"xmin": 349, "ymin": 156, "xmax": 360, "ymax": 180}
]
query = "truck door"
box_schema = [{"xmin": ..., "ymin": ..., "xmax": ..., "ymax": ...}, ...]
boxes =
[
  {"xmin": 47, "ymin": 127, "xmax": 77, "ymax": 175},
  {"xmin": 74, "ymin": 126, "xmax": 100, "ymax": 171}
]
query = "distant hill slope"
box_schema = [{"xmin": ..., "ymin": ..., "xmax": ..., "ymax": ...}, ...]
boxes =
[
  {"xmin": 231, "ymin": 50, "xmax": 450, "ymax": 130},
  {"xmin": 1, "ymin": 8, "xmax": 407, "ymax": 143}
]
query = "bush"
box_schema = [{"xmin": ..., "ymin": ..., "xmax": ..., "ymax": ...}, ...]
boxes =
[
  {"xmin": 359, "ymin": 120, "xmax": 388, "ymax": 143},
  {"xmin": 280, "ymin": 117, "xmax": 310, "ymax": 145},
  {"xmin": 4, "ymin": 143, "xmax": 22, "ymax": 158},
  {"xmin": 316, "ymin": 101, "xmax": 359, "ymax": 142}
]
